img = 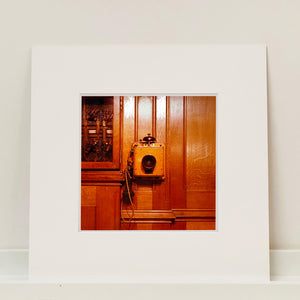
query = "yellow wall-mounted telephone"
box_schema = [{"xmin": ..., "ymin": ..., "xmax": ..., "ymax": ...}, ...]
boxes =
[{"xmin": 132, "ymin": 134, "xmax": 165, "ymax": 179}]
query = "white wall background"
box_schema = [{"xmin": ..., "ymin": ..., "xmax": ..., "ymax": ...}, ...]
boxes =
[{"xmin": 0, "ymin": 0, "xmax": 299, "ymax": 250}]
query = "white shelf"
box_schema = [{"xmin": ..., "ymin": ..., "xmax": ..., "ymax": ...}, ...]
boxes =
[{"xmin": 1, "ymin": 249, "xmax": 300, "ymax": 299}]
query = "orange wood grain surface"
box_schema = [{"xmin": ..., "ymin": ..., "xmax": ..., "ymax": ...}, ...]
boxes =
[
  {"xmin": 186, "ymin": 221, "xmax": 215, "ymax": 230},
  {"xmin": 81, "ymin": 207, "xmax": 96, "ymax": 230},
  {"xmin": 122, "ymin": 96, "xmax": 135, "ymax": 170},
  {"xmin": 168, "ymin": 96, "xmax": 185, "ymax": 209},
  {"xmin": 81, "ymin": 96, "xmax": 216, "ymax": 230},
  {"xmin": 137, "ymin": 96, "xmax": 154, "ymax": 141},
  {"xmin": 186, "ymin": 96, "xmax": 216, "ymax": 210},
  {"xmin": 96, "ymin": 185, "xmax": 120, "ymax": 230},
  {"xmin": 81, "ymin": 186, "xmax": 96, "ymax": 206},
  {"xmin": 153, "ymin": 96, "xmax": 170, "ymax": 210}
]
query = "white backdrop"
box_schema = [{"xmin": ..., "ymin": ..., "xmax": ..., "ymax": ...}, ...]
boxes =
[{"xmin": 0, "ymin": 0, "xmax": 299, "ymax": 252}]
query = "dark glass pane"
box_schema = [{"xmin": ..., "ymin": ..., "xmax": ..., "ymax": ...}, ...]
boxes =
[{"xmin": 81, "ymin": 96, "xmax": 113, "ymax": 162}]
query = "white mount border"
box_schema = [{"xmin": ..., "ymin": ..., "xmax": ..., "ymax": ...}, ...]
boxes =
[{"xmin": 29, "ymin": 45, "xmax": 269, "ymax": 282}]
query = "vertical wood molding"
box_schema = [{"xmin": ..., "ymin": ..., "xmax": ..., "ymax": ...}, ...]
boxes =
[
  {"xmin": 153, "ymin": 96, "xmax": 157, "ymax": 138},
  {"xmin": 134, "ymin": 96, "xmax": 139, "ymax": 142},
  {"xmin": 137, "ymin": 96, "xmax": 153, "ymax": 140},
  {"xmin": 183, "ymin": 96, "xmax": 187, "ymax": 191},
  {"xmin": 166, "ymin": 96, "xmax": 170, "ymax": 207},
  {"xmin": 152, "ymin": 96, "xmax": 169, "ymax": 211},
  {"xmin": 120, "ymin": 96, "xmax": 123, "ymax": 168},
  {"xmin": 122, "ymin": 96, "xmax": 135, "ymax": 170},
  {"xmin": 113, "ymin": 96, "xmax": 121, "ymax": 169}
]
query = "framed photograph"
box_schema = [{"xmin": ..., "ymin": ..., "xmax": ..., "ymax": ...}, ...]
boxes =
[
  {"xmin": 30, "ymin": 45, "xmax": 269, "ymax": 281},
  {"xmin": 80, "ymin": 94, "xmax": 216, "ymax": 231}
]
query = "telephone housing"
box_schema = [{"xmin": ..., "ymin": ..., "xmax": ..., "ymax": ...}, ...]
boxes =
[{"xmin": 133, "ymin": 142, "xmax": 165, "ymax": 179}]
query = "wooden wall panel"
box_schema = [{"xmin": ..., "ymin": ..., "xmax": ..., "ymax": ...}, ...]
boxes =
[
  {"xmin": 121, "ymin": 96, "xmax": 136, "ymax": 213},
  {"xmin": 185, "ymin": 96, "xmax": 216, "ymax": 210},
  {"xmin": 171, "ymin": 222, "xmax": 186, "ymax": 230},
  {"xmin": 136, "ymin": 224, "xmax": 153, "ymax": 230},
  {"xmin": 122, "ymin": 96, "xmax": 135, "ymax": 170},
  {"xmin": 81, "ymin": 207, "xmax": 96, "ymax": 230},
  {"xmin": 153, "ymin": 96, "xmax": 170, "ymax": 211},
  {"xmin": 96, "ymin": 185, "xmax": 121, "ymax": 230},
  {"xmin": 81, "ymin": 186, "xmax": 96, "ymax": 206},
  {"xmin": 81, "ymin": 186, "xmax": 96, "ymax": 230},
  {"xmin": 168, "ymin": 96, "xmax": 186, "ymax": 209},
  {"xmin": 155, "ymin": 96, "xmax": 166, "ymax": 142},
  {"xmin": 137, "ymin": 96, "xmax": 154, "ymax": 140},
  {"xmin": 185, "ymin": 191, "xmax": 215, "ymax": 209},
  {"xmin": 136, "ymin": 189, "xmax": 153, "ymax": 210},
  {"xmin": 186, "ymin": 221, "xmax": 215, "ymax": 230},
  {"xmin": 152, "ymin": 224, "xmax": 171, "ymax": 230},
  {"xmin": 121, "ymin": 223, "xmax": 137, "ymax": 230}
]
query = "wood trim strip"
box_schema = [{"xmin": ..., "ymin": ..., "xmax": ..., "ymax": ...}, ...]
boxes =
[
  {"xmin": 120, "ymin": 209, "xmax": 215, "ymax": 220},
  {"xmin": 120, "ymin": 96, "xmax": 123, "ymax": 168},
  {"xmin": 81, "ymin": 161, "xmax": 119, "ymax": 170},
  {"xmin": 153, "ymin": 96, "xmax": 157, "ymax": 138},
  {"xmin": 166, "ymin": 96, "xmax": 170, "ymax": 206},
  {"xmin": 173, "ymin": 209, "xmax": 215, "ymax": 218},
  {"xmin": 112, "ymin": 96, "xmax": 121, "ymax": 169},
  {"xmin": 81, "ymin": 171, "xmax": 124, "ymax": 182},
  {"xmin": 175, "ymin": 218, "xmax": 215, "ymax": 222},
  {"xmin": 134, "ymin": 96, "xmax": 138, "ymax": 141},
  {"xmin": 121, "ymin": 220, "xmax": 172, "ymax": 224},
  {"xmin": 121, "ymin": 209, "xmax": 175, "ymax": 220},
  {"xmin": 183, "ymin": 96, "xmax": 187, "ymax": 190},
  {"xmin": 82, "ymin": 182, "xmax": 122, "ymax": 186}
]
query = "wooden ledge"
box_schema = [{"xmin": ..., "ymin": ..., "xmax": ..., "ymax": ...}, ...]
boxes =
[
  {"xmin": 121, "ymin": 209, "xmax": 216, "ymax": 223},
  {"xmin": 173, "ymin": 209, "xmax": 215, "ymax": 219},
  {"xmin": 81, "ymin": 171, "xmax": 124, "ymax": 183}
]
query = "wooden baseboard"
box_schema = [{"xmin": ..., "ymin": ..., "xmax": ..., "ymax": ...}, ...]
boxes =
[{"xmin": 121, "ymin": 209, "xmax": 215, "ymax": 223}]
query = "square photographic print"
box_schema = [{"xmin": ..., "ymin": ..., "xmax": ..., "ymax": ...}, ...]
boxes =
[{"xmin": 81, "ymin": 95, "xmax": 216, "ymax": 230}]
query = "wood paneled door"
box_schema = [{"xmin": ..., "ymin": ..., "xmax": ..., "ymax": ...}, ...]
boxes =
[{"xmin": 81, "ymin": 95, "xmax": 216, "ymax": 230}]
